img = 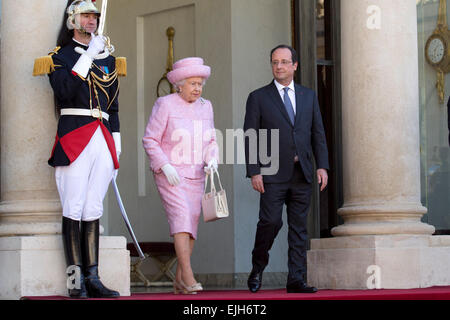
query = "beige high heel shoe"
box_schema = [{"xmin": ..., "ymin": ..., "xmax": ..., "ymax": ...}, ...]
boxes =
[
  {"xmin": 181, "ymin": 280, "xmax": 203, "ymax": 293},
  {"xmin": 173, "ymin": 280, "xmax": 198, "ymax": 295}
]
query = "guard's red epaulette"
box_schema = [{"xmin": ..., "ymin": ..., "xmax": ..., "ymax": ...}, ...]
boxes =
[{"xmin": 32, "ymin": 46, "xmax": 61, "ymax": 76}]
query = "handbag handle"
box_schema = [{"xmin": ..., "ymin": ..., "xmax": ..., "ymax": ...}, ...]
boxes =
[
  {"xmin": 204, "ymin": 168, "xmax": 215, "ymax": 194},
  {"xmin": 204, "ymin": 167, "xmax": 223, "ymax": 194}
]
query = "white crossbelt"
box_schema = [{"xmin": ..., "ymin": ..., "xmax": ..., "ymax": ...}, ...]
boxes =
[{"xmin": 60, "ymin": 108, "xmax": 109, "ymax": 121}]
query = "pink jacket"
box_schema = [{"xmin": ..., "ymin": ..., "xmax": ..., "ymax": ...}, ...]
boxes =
[{"xmin": 142, "ymin": 93, "xmax": 219, "ymax": 179}]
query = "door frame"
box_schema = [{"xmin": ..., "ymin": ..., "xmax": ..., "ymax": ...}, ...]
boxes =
[{"xmin": 292, "ymin": 0, "xmax": 343, "ymax": 239}]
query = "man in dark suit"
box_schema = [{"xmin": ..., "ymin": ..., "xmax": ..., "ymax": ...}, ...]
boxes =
[{"xmin": 244, "ymin": 45, "xmax": 329, "ymax": 294}]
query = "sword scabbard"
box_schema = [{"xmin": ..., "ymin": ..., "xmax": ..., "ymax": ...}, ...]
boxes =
[{"xmin": 112, "ymin": 178, "xmax": 146, "ymax": 260}]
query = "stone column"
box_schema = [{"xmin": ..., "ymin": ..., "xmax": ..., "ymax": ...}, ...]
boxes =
[
  {"xmin": 307, "ymin": 0, "xmax": 450, "ymax": 289},
  {"xmin": 0, "ymin": 0, "xmax": 65, "ymax": 236},
  {"xmin": 332, "ymin": 0, "xmax": 433, "ymax": 236},
  {"xmin": 0, "ymin": 0, "xmax": 130, "ymax": 299}
]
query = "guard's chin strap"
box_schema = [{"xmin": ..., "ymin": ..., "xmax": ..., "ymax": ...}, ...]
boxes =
[{"xmin": 78, "ymin": 27, "xmax": 89, "ymax": 36}]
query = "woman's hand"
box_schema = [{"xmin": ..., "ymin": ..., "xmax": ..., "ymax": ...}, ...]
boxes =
[
  {"xmin": 162, "ymin": 164, "xmax": 180, "ymax": 186},
  {"xmin": 204, "ymin": 158, "xmax": 218, "ymax": 174}
]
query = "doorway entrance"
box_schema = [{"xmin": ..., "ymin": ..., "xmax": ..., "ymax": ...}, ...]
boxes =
[{"xmin": 293, "ymin": 0, "xmax": 343, "ymax": 239}]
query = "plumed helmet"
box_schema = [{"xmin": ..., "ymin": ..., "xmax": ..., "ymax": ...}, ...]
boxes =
[{"xmin": 66, "ymin": 0, "xmax": 100, "ymax": 31}]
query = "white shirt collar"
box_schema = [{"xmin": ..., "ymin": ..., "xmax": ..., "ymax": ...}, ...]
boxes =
[
  {"xmin": 274, "ymin": 79, "xmax": 295, "ymax": 92},
  {"xmin": 72, "ymin": 37, "xmax": 89, "ymax": 47}
]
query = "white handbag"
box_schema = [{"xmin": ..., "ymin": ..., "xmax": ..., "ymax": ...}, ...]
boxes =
[{"xmin": 202, "ymin": 167, "xmax": 229, "ymax": 222}]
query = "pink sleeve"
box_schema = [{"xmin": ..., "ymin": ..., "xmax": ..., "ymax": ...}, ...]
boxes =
[
  {"xmin": 142, "ymin": 98, "xmax": 170, "ymax": 172},
  {"xmin": 203, "ymin": 101, "xmax": 220, "ymax": 164}
]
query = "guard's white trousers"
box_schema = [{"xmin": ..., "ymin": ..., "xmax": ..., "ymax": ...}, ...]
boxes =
[{"xmin": 55, "ymin": 127, "xmax": 114, "ymax": 221}]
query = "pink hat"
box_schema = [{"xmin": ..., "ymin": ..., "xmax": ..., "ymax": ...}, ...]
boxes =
[{"xmin": 167, "ymin": 57, "xmax": 211, "ymax": 85}]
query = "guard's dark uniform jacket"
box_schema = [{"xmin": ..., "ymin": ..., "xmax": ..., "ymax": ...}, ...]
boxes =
[{"xmin": 46, "ymin": 39, "xmax": 121, "ymax": 169}]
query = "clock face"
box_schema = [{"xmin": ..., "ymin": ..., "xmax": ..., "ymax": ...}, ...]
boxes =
[{"xmin": 427, "ymin": 37, "xmax": 445, "ymax": 64}]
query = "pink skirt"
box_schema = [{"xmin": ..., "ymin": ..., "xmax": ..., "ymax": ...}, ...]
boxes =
[{"xmin": 153, "ymin": 172, "xmax": 205, "ymax": 240}]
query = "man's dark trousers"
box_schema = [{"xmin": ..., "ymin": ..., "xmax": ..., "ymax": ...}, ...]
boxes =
[{"xmin": 252, "ymin": 163, "xmax": 312, "ymax": 285}]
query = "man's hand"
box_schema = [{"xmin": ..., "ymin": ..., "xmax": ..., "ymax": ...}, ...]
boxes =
[
  {"xmin": 251, "ymin": 174, "xmax": 265, "ymax": 194},
  {"xmin": 317, "ymin": 169, "xmax": 328, "ymax": 192},
  {"xmin": 86, "ymin": 33, "xmax": 106, "ymax": 59}
]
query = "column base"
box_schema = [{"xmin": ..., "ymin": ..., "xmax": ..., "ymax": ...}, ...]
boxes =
[
  {"xmin": 307, "ymin": 235, "xmax": 450, "ymax": 289},
  {"xmin": 0, "ymin": 200, "xmax": 62, "ymax": 236},
  {"xmin": 0, "ymin": 235, "xmax": 130, "ymax": 299},
  {"xmin": 331, "ymin": 221, "xmax": 435, "ymax": 237},
  {"xmin": 332, "ymin": 203, "xmax": 435, "ymax": 236}
]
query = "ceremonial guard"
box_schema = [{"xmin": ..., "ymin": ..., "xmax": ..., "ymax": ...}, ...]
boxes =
[{"xmin": 33, "ymin": 0, "xmax": 126, "ymax": 298}]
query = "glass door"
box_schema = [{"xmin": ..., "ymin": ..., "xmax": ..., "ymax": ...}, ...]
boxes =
[{"xmin": 417, "ymin": 0, "xmax": 450, "ymax": 234}]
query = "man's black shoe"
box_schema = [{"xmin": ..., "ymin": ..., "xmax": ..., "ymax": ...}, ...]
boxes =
[
  {"xmin": 286, "ymin": 281, "xmax": 318, "ymax": 293},
  {"xmin": 247, "ymin": 271, "xmax": 263, "ymax": 293}
]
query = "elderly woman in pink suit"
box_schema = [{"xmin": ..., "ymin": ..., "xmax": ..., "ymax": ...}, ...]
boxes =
[{"xmin": 142, "ymin": 57, "xmax": 219, "ymax": 294}]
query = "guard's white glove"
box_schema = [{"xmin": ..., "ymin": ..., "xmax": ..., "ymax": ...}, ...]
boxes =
[
  {"xmin": 161, "ymin": 164, "xmax": 180, "ymax": 186},
  {"xmin": 112, "ymin": 132, "xmax": 122, "ymax": 158},
  {"xmin": 112, "ymin": 132, "xmax": 121, "ymax": 181},
  {"xmin": 204, "ymin": 158, "xmax": 218, "ymax": 174},
  {"xmin": 72, "ymin": 34, "xmax": 105, "ymax": 78},
  {"xmin": 85, "ymin": 33, "xmax": 106, "ymax": 59}
]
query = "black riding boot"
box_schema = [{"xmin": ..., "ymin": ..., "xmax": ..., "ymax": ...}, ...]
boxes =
[
  {"xmin": 62, "ymin": 217, "xmax": 89, "ymax": 299},
  {"xmin": 81, "ymin": 219, "xmax": 120, "ymax": 298}
]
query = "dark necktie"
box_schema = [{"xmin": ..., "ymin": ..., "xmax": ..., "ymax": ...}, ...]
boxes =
[{"xmin": 283, "ymin": 87, "xmax": 295, "ymax": 125}]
